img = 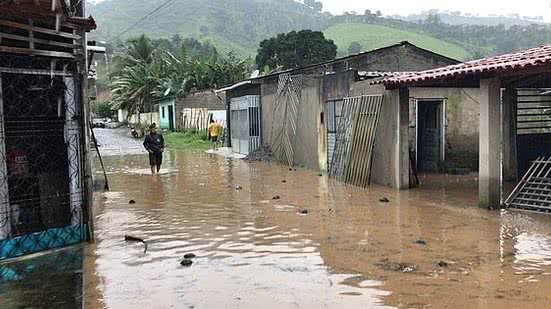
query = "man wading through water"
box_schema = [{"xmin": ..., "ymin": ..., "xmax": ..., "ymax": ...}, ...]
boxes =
[{"xmin": 143, "ymin": 123, "xmax": 165, "ymax": 175}]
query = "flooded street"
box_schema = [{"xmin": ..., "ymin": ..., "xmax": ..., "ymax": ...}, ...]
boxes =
[{"xmin": 82, "ymin": 149, "xmax": 551, "ymax": 309}]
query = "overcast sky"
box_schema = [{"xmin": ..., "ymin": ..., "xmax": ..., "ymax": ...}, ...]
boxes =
[{"xmin": 321, "ymin": 0, "xmax": 551, "ymax": 20}]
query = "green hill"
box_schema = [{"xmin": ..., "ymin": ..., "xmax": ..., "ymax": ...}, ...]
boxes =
[
  {"xmin": 88, "ymin": 0, "xmax": 327, "ymax": 58},
  {"xmin": 324, "ymin": 23, "xmax": 470, "ymax": 60}
]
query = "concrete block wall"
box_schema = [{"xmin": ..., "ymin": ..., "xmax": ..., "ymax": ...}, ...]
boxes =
[
  {"xmin": 409, "ymin": 88, "xmax": 481, "ymax": 171},
  {"xmin": 176, "ymin": 90, "xmax": 225, "ymax": 130}
]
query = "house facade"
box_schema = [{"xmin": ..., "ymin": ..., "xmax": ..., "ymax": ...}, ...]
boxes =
[
  {"xmin": 0, "ymin": 0, "xmax": 96, "ymax": 260},
  {"xmin": 222, "ymin": 42, "xmax": 468, "ymax": 173},
  {"xmin": 175, "ymin": 90, "xmax": 226, "ymax": 131},
  {"xmin": 159, "ymin": 96, "xmax": 176, "ymax": 131}
]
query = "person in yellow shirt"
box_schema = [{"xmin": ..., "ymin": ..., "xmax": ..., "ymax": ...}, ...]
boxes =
[{"xmin": 208, "ymin": 119, "xmax": 221, "ymax": 150}]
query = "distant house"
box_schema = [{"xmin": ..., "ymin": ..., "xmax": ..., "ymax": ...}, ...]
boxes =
[
  {"xmin": 159, "ymin": 96, "xmax": 176, "ymax": 131},
  {"xmin": 174, "ymin": 90, "xmax": 226, "ymax": 131},
  {"xmin": 219, "ymin": 41, "xmax": 461, "ymax": 164}
]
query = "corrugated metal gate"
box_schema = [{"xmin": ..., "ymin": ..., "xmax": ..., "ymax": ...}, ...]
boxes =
[
  {"xmin": 0, "ymin": 56, "xmax": 89, "ymax": 260},
  {"xmin": 230, "ymin": 96, "xmax": 261, "ymax": 155},
  {"xmin": 329, "ymin": 95, "xmax": 383, "ymax": 187}
]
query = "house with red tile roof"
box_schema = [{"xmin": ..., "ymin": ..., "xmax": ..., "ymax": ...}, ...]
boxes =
[{"xmin": 358, "ymin": 43, "xmax": 551, "ymax": 209}]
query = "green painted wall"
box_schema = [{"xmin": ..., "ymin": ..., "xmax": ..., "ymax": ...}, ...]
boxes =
[{"xmin": 159, "ymin": 97, "xmax": 176, "ymax": 131}]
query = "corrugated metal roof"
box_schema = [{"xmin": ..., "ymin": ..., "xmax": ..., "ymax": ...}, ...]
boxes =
[{"xmin": 384, "ymin": 44, "xmax": 551, "ymax": 87}]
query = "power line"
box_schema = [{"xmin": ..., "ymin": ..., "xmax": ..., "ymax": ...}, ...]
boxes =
[{"xmin": 107, "ymin": 0, "xmax": 175, "ymax": 43}]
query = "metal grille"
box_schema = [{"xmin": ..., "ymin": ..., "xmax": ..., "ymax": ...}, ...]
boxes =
[
  {"xmin": 326, "ymin": 99, "xmax": 343, "ymax": 168},
  {"xmin": 505, "ymin": 157, "xmax": 551, "ymax": 212},
  {"xmin": 271, "ymin": 73, "xmax": 303, "ymax": 167},
  {"xmin": 0, "ymin": 55, "xmax": 88, "ymax": 260},
  {"xmin": 329, "ymin": 95, "xmax": 383, "ymax": 187},
  {"xmin": 516, "ymin": 90, "xmax": 551, "ymax": 135},
  {"xmin": 230, "ymin": 96, "xmax": 261, "ymax": 155}
]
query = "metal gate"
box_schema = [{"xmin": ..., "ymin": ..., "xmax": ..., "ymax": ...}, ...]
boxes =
[
  {"xmin": 516, "ymin": 89, "xmax": 551, "ymax": 176},
  {"xmin": 505, "ymin": 157, "xmax": 551, "ymax": 212},
  {"xmin": 329, "ymin": 95, "xmax": 383, "ymax": 187},
  {"xmin": 270, "ymin": 74, "xmax": 304, "ymax": 166},
  {"xmin": 230, "ymin": 96, "xmax": 261, "ymax": 155},
  {"xmin": 0, "ymin": 56, "xmax": 89, "ymax": 260},
  {"xmin": 326, "ymin": 98, "xmax": 343, "ymax": 168}
]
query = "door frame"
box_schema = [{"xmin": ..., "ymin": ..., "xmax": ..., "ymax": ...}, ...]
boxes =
[
  {"xmin": 168, "ymin": 104, "xmax": 175, "ymax": 131},
  {"xmin": 414, "ymin": 98, "xmax": 447, "ymax": 171}
]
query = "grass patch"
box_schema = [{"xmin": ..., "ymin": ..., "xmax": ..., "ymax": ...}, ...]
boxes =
[
  {"xmin": 164, "ymin": 130, "xmax": 211, "ymax": 152},
  {"xmin": 324, "ymin": 23, "xmax": 471, "ymax": 60}
]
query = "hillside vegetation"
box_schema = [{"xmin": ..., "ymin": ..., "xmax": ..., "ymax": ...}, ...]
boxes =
[
  {"xmin": 324, "ymin": 23, "xmax": 470, "ymax": 60},
  {"xmin": 89, "ymin": 0, "xmax": 551, "ymax": 62}
]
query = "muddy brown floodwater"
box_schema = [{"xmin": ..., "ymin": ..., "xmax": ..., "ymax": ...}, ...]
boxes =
[{"xmin": 84, "ymin": 150, "xmax": 551, "ymax": 309}]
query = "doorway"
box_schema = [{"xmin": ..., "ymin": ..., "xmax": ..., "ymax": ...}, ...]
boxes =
[
  {"xmin": 168, "ymin": 105, "xmax": 175, "ymax": 131},
  {"xmin": 417, "ymin": 101, "xmax": 444, "ymax": 172}
]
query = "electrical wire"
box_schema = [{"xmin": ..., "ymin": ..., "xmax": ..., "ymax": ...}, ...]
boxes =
[{"xmin": 106, "ymin": 0, "xmax": 175, "ymax": 43}]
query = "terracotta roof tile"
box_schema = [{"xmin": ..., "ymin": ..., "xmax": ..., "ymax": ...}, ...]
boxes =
[{"xmin": 384, "ymin": 44, "xmax": 551, "ymax": 87}]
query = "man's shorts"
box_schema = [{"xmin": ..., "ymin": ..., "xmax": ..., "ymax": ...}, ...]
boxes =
[
  {"xmin": 149, "ymin": 152, "xmax": 163, "ymax": 166},
  {"xmin": 211, "ymin": 136, "xmax": 219, "ymax": 144}
]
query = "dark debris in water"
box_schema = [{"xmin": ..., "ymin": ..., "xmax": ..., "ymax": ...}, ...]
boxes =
[
  {"xmin": 272, "ymin": 195, "xmax": 281, "ymax": 200},
  {"xmin": 129, "ymin": 200, "xmax": 136, "ymax": 204},
  {"xmin": 180, "ymin": 259, "xmax": 193, "ymax": 267},
  {"xmin": 376, "ymin": 259, "xmax": 417, "ymax": 273},
  {"xmin": 379, "ymin": 197, "xmax": 390, "ymax": 203},
  {"xmin": 184, "ymin": 253, "xmax": 197, "ymax": 259},
  {"xmin": 414, "ymin": 239, "xmax": 427, "ymax": 245},
  {"xmin": 299, "ymin": 208, "xmax": 309, "ymax": 214},
  {"xmin": 243, "ymin": 145, "xmax": 273, "ymax": 162}
]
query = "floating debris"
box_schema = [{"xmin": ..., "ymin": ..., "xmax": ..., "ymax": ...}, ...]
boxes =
[
  {"xmin": 272, "ymin": 195, "xmax": 281, "ymax": 200},
  {"xmin": 299, "ymin": 208, "xmax": 309, "ymax": 214},
  {"xmin": 184, "ymin": 253, "xmax": 197, "ymax": 259},
  {"xmin": 129, "ymin": 200, "xmax": 136, "ymax": 204},
  {"xmin": 243, "ymin": 145, "xmax": 273, "ymax": 162},
  {"xmin": 438, "ymin": 260, "xmax": 448, "ymax": 267},
  {"xmin": 235, "ymin": 185, "xmax": 243, "ymax": 190},
  {"xmin": 124, "ymin": 235, "xmax": 148, "ymax": 253},
  {"xmin": 379, "ymin": 198, "xmax": 390, "ymax": 203},
  {"xmin": 180, "ymin": 259, "xmax": 193, "ymax": 267},
  {"xmin": 376, "ymin": 259, "xmax": 417, "ymax": 273},
  {"xmin": 281, "ymin": 180, "xmax": 287, "ymax": 183},
  {"xmin": 414, "ymin": 239, "xmax": 427, "ymax": 245}
]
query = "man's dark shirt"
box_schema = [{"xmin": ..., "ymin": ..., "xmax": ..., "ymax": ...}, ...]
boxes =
[{"xmin": 144, "ymin": 133, "xmax": 164, "ymax": 153}]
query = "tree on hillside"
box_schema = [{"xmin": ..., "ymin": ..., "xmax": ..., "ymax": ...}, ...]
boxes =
[
  {"xmin": 348, "ymin": 42, "xmax": 363, "ymax": 54},
  {"xmin": 182, "ymin": 38, "xmax": 217, "ymax": 61},
  {"xmin": 256, "ymin": 30, "xmax": 337, "ymax": 69}
]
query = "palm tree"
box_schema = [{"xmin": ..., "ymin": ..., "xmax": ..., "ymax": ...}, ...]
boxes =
[
  {"xmin": 111, "ymin": 35, "xmax": 158, "ymax": 118},
  {"xmin": 110, "ymin": 34, "xmax": 251, "ymax": 123}
]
